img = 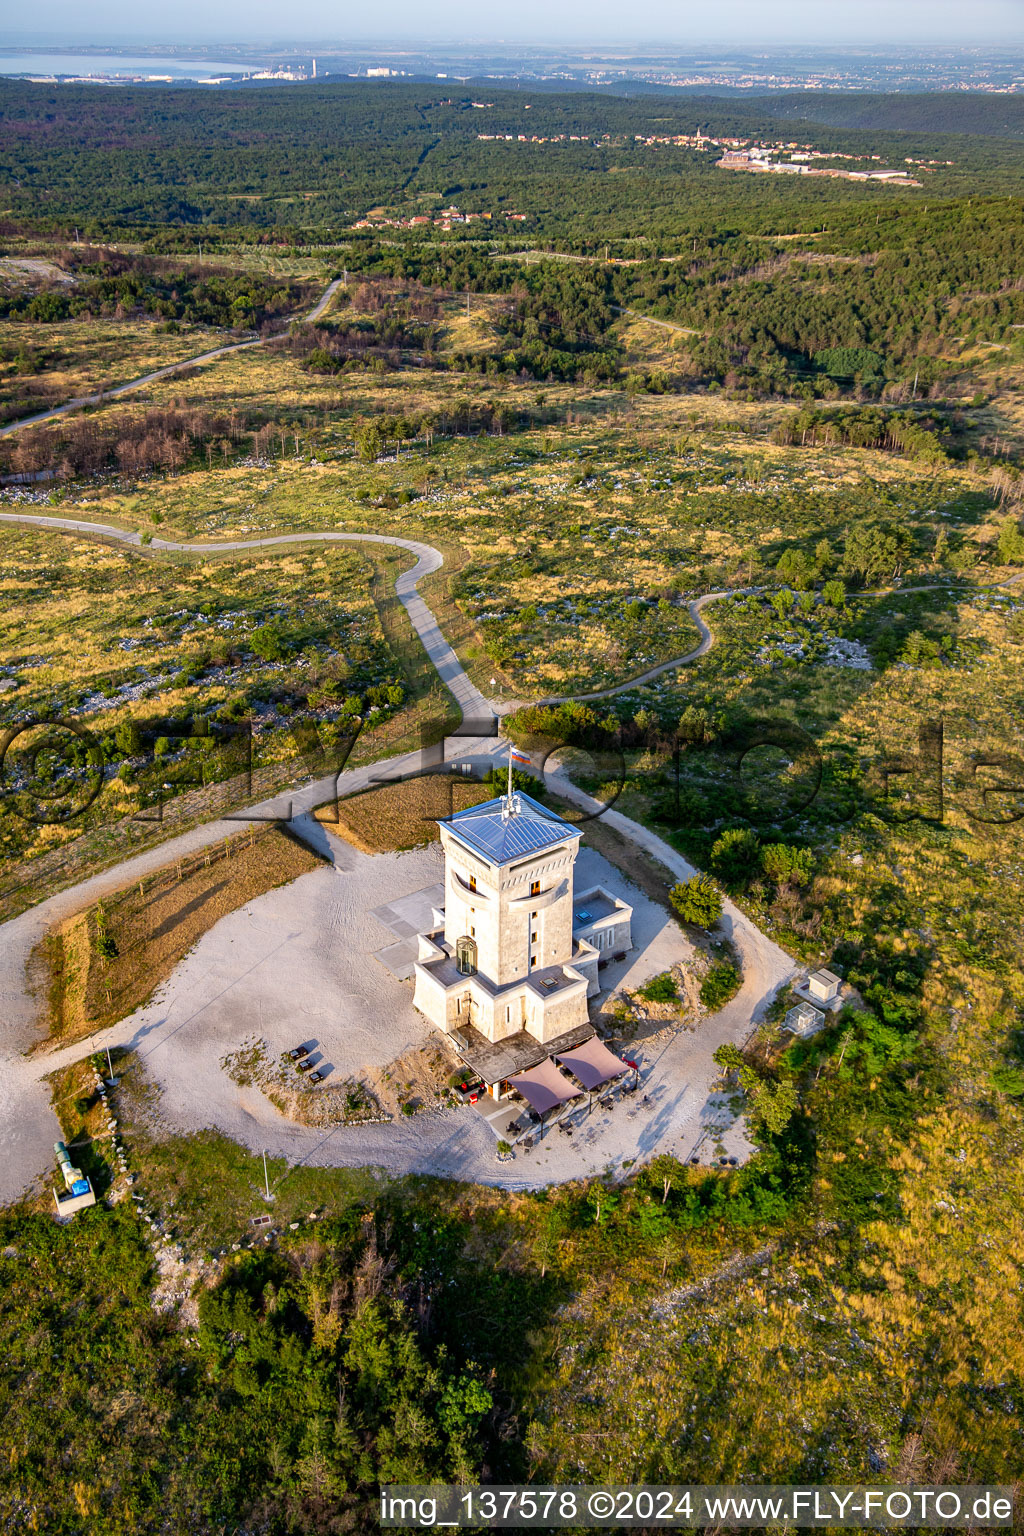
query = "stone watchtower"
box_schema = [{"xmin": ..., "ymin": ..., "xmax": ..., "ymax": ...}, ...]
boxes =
[{"xmin": 412, "ymin": 785, "xmax": 632, "ymax": 1052}]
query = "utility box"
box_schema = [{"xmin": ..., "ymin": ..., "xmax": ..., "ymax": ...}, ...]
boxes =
[
  {"xmin": 53, "ymin": 1141, "xmax": 96, "ymax": 1215},
  {"xmin": 807, "ymin": 968, "xmax": 842, "ymax": 1004}
]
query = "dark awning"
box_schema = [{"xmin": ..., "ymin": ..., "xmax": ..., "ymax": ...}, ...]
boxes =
[
  {"xmin": 555, "ymin": 1036, "xmax": 631, "ymax": 1091},
  {"xmin": 508, "ymin": 1059, "xmax": 582, "ymax": 1116}
]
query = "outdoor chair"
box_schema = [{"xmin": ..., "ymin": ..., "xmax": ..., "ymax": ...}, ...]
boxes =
[
  {"xmin": 308, "ymin": 1070, "xmax": 324, "ymax": 1085},
  {"xmin": 521, "ymin": 1137, "xmax": 534, "ymax": 1152},
  {"xmin": 289, "ymin": 1046, "xmax": 310, "ymax": 1061},
  {"xmin": 296, "ymin": 1059, "xmax": 314, "ymax": 1074}
]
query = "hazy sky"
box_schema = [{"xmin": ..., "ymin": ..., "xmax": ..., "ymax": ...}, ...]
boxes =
[{"xmin": 7, "ymin": 0, "xmax": 1024, "ymax": 46}]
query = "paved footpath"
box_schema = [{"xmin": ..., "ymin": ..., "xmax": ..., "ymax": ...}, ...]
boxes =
[
  {"xmin": 0, "ymin": 276, "xmax": 344, "ymax": 440},
  {"xmin": 0, "ymin": 511, "xmax": 792, "ymax": 1199}
]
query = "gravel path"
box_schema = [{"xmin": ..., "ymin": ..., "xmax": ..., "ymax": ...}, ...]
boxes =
[
  {"xmin": 0, "ymin": 512, "xmax": 794, "ymax": 1199},
  {"xmin": 0, "ymin": 277, "xmax": 342, "ymax": 440},
  {"xmin": 0, "ymin": 512, "xmax": 495, "ymax": 723}
]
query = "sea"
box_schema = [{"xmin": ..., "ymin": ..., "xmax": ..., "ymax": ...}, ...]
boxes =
[{"xmin": 0, "ymin": 52, "xmax": 250, "ymax": 79}]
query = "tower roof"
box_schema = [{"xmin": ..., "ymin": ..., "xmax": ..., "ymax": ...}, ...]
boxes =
[{"xmin": 443, "ymin": 791, "xmax": 579, "ymax": 866}]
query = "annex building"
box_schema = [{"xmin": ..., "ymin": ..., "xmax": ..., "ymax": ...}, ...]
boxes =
[{"xmin": 412, "ymin": 788, "xmax": 632, "ymax": 1094}]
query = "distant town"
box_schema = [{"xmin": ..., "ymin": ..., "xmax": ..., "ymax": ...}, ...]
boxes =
[{"xmin": 2, "ymin": 42, "xmax": 1023, "ymax": 92}]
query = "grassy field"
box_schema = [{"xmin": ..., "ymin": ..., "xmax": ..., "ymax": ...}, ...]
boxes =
[
  {"xmin": 40, "ymin": 824, "xmax": 322, "ymax": 1042},
  {"xmin": 3, "ymin": 238, "xmax": 1024, "ymax": 1515},
  {"xmin": 316, "ymin": 773, "xmax": 492, "ymax": 852},
  {"xmin": 0, "ymin": 316, "xmax": 233, "ymax": 423},
  {"xmin": 0, "ymin": 528, "xmax": 413, "ymax": 872}
]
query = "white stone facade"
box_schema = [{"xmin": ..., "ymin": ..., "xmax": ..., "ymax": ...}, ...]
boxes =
[{"xmin": 412, "ymin": 791, "xmax": 632, "ymax": 1046}]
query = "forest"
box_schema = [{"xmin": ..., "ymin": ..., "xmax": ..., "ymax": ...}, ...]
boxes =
[{"xmin": 3, "ymin": 78, "xmax": 1024, "ymax": 235}]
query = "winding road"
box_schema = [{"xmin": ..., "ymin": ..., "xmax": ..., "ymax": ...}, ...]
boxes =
[
  {"xmin": 0, "ymin": 512, "xmax": 494, "ymax": 723},
  {"xmin": 0, "ymin": 276, "xmax": 344, "ymax": 441},
  {"xmin": 0, "ymin": 508, "xmax": 798, "ymax": 1201}
]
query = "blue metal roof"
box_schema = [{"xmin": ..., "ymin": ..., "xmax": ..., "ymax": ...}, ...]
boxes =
[{"xmin": 443, "ymin": 791, "xmax": 579, "ymax": 866}]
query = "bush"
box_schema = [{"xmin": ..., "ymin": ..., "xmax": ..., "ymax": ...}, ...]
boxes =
[
  {"xmin": 990, "ymin": 1065, "xmax": 1024, "ymax": 1097},
  {"xmin": 669, "ymin": 873, "xmax": 723, "ymax": 928},
  {"xmin": 700, "ymin": 960, "xmax": 741, "ymax": 1010},
  {"xmin": 760, "ymin": 843, "xmax": 815, "ymax": 888},
  {"xmin": 639, "ymin": 972, "xmax": 678, "ymax": 1004},
  {"xmin": 710, "ymin": 827, "xmax": 760, "ymax": 887},
  {"xmin": 250, "ymin": 621, "xmax": 291, "ymax": 662}
]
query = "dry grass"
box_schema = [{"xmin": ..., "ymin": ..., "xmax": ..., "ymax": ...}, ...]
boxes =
[
  {"xmin": 0, "ymin": 317, "xmax": 230, "ymax": 422},
  {"xmin": 41, "ymin": 824, "xmax": 322, "ymax": 1042},
  {"xmin": 315, "ymin": 773, "xmax": 491, "ymax": 853}
]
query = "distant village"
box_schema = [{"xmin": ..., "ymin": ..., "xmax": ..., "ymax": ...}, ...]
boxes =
[
  {"xmin": 715, "ymin": 145, "xmax": 925, "ymax": 185},
  {"xmin": 351, "ymin": 206, "xmax": 527, "ymax": 231},
  {"xmin": 467, "ymin": 127, "xmax": 933, "ymax": 187}
]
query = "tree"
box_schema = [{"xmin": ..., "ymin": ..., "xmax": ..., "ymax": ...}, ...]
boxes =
[
  {"xmin": 776, "ymin": 549, "xmax": 812, "ymax": 590},
  {"xmin": 996, "ymin": 514, "xmax": 1024, "ymax": 566},
  {"xmin": 710, "ymin": 827, "xmax": 760, "ymax": 887},
  {"xmin": 840, "ymin": 523, "xmax": 914, "ymax": 584},
  {"xmin": 669, "ymin": 874, "xmax": 722, "ymax": 928},
  {"xmin": 821, "ymin": 578, "xmax": 847, "ymax": 609},
  {"xmin": 748, "ymin": 1078, "xmax": 799, "ymax": 1136},
  {"xmin": 677, "ymin": 704, "xmax": 715, "ymax": 746},
  {"xmin": 114, "ymin": 719, "xmax": 141, "ymax": 756},
  {"xmin": 713, "ymin": 1042, "xmax": 745, "ymax": 1078},
  {"xmin": 356, "ymin": 419, "xmax": 388, "ymax": 462}
]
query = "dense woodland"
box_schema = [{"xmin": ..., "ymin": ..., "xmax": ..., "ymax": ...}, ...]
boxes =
[{"xmin": 3, "ymin": 79, "xmax": 1024, "ymax": 234}]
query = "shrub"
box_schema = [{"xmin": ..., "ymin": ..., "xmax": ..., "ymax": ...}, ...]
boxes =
[
  {"xmin": 250, "ymin": 622, "xmax": 290, "ymax": 662},
  {"xmin": 700, "ymin": 960, "xmax": 741, "ymax": 1009},
  {"xmin": 710, "ymin": 827, "xmax": 760, "ymax": 887},
  {"xmin": 760, "ymin": 843, "xmax": 815, "ymax": 888},
  {"xmin": 996, "ymin": 515, "xmax": 1024, "ymax": 565},
  {"xmin": 991, "ymin": 1065, "xmax": 1024, "ymax": 1096},
  {"xmin": 670, "ymin": 873, "xmax": 723, "ymax": 928},
  {"xmin": 639, "ymin": 972, "xmax": 678, "ymax": 1004}
]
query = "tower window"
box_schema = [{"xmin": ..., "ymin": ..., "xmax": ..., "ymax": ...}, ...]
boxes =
[
  {"xmin": 456, "ymin": 935, "xmax": 477, "ymax": 975},
  {"xmin": 468, "ymin": 874, "xmax": 477, "ymax": 892},
  {"xmin": 530, "ymin": 879, "xmax": 541, "ymax": 897}
]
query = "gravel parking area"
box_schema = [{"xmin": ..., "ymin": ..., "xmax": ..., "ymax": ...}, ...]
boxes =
[{"xmin": 16, "ymin": 826, "xmax": 782, "ymax": 1191}]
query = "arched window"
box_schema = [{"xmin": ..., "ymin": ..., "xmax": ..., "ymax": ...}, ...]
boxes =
[{"xmin": 456, "ymin": 935, "xmax": 477, "ymax": 975}]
